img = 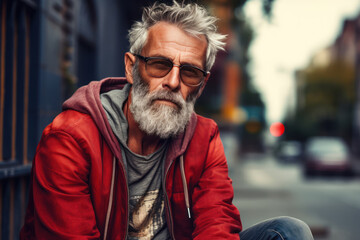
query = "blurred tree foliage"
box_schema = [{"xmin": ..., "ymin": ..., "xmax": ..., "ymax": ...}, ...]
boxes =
[
  {"xmin": 227, "ymin": 0, "xmax": 274, "ymax": 110},
  {"xmin": 284, "ymin": 60, "xmax": 355, "ymax": 142}
]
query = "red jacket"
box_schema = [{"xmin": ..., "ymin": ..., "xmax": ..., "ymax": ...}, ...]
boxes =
[{"xmin": 20, "ymin": 78, "xmax": 242, "ymax": 240}]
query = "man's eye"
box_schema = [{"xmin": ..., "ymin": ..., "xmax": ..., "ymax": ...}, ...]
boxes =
[
  {"xmin": 148, "ymin": 60, "xmax": 172, "ymax": 70},
  {"xmin": 181, "ymin": 66, "xmax": 201, "ymax": 77}
]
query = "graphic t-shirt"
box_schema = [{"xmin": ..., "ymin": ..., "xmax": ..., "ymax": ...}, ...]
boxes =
[
  {"xmin": 123, "ymin": 141, "xmax": 170, "ymax": 239},
  {"xmin": 101, "ymin": 85, "xmax": 171, "ymax": 239}
]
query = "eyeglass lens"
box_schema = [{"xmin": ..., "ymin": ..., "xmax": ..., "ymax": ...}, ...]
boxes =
[{"xmin": 145, "ymin": 58, "xmax": 204, "ymax": 86}]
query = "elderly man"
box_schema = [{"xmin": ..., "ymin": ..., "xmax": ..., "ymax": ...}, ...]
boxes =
[{"xmin": 20, "ymin": 1, "xmax": 314, "ymax": 239}]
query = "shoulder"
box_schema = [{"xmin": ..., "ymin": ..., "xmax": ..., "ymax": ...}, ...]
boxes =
[
  {"xmin": 194, "ymin": 114, "xmax": 219, "ymax": 139},
  {"xmin": 186, "ymin": 114, "xmax": 220, "ymax": 153},
  {"xmin": 37, "ymin": 110, "xmax": 103, "ymax": 167},
  {"xmin": 51, "ymin": 109, "xmax": 95, "ymax": 129},
  {"xmin": 43, "ymin": 110, "xmax": 100, "ymax": 143}
]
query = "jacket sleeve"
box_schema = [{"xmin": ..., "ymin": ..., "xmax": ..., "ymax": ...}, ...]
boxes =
[
  {"xmin": 191, "ymin": 125, "xmax": 242, "ymax": 239},
  {"xmin": 30, "ymin": 129, "xmax": 101, "ymax": 240}
]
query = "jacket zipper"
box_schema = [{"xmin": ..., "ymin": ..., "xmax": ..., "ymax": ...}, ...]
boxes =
[
  {"xmin": 104, "ymin": 157, "xmax": 116, "ymax": 240},
  {"xmin": 120, "ymin": 160, "xmax": 130, "ymax": 240},
  {"xmin": 103, "ymin": 156, "xmax": 130, "ymax": 240},
  {"xmin": 163, "ymin": 157, "xmax": 176, "ymax": 240}
]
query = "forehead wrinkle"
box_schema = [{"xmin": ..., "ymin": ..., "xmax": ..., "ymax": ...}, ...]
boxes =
[
  {"xmin": 151, "ymin": 42, "xmax": 205, "ymax": 66},
  {"xmin": 155, "ymin": 40, "xmax": 200, "ymax": 53},
  {"xmin": 144, "ymin": 22, "xmax": 207, "ymax": 67}
]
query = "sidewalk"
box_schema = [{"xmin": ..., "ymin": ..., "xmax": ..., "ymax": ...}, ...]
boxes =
[
  {"xmin": 221, "ymin": 131, "xmax": 360, "ymax": 239},
  {"xmin": 227, "ymin": 154, "xmax": 331, "ymax": 239}
]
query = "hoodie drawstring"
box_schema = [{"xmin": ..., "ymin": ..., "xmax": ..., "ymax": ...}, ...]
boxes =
[
  {"xmin": 179, "ymin": 155, "xmax": 191, "ymax": 219},
  {"xmin": 103, "ymin": 156, "xmax": 116, "ymax": 240},
  {"xmin": 103, "ymin": 155, "xmax": 190, "ymax": 240}
]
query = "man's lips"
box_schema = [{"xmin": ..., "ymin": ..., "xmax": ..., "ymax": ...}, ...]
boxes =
[{"xmin": 153, "ymin": 98, "xmax": 181, "ymax": 108}]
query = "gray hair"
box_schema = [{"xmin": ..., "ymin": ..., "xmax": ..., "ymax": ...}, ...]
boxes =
[{"xmin": 128, "ymin": 1, "xmax": 226, "ymax": 71}]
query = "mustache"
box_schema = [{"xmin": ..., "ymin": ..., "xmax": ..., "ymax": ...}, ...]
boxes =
[{"xmin": 148, "ymin": 90, "xmax": 185, "ymax": 109}]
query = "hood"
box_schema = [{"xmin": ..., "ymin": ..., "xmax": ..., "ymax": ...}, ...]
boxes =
[{"xmin": 62, "ymin": 77, "xmax": 198, "ymax": 161}]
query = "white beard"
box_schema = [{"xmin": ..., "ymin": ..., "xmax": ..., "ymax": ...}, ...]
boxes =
[{"xmin": 129, "ymin": 64, "xmax": 196, "ymax": 139}]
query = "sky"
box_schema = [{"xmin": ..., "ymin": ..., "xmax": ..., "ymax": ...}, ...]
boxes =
[{"xmin": 243, "ymin": 0, "xmax": 360, "ymax": 123}]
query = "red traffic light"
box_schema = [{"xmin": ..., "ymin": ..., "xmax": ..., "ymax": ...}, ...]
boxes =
[{"xmin": 270, "ymin": 122, "xmax": 285, "ymax": 137}]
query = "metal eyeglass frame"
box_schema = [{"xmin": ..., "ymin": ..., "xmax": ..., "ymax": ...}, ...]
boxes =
[{"xmin": 133, "ymin": 54, "xmax": 209, "ymax": 87}]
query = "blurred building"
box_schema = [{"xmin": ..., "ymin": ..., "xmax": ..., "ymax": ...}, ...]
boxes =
[
  {"xmin": 196, "ymin": 0, "xmax": 266, "ymax": 154},
  {"xmin": 196, "ymin": 0, "xmax": 244, "ymax": 121},
  {"xmin": 0, "ymin": 0, "xmax": 171, "ymax": 238},
  {"xmin": 292, "ymin": 11, "xmax": 359, "ymax": 146}
]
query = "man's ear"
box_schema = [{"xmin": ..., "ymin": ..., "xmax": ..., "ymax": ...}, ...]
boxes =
[
  {"xmin": 124, "ymin": 52, "xmax": 136, "ymax": 84},
  {"xmin": 196, "ymin": 73, "xmax": 210, "ymax": 98}
]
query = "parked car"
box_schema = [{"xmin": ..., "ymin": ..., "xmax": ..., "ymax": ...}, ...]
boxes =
[
  {"xmin": 275, "ymin": 141, "xmax": 302, "ymax": 163},
  {"xmin": 303, "ymin": 137, "xmax": 353, "ymax": 177}
]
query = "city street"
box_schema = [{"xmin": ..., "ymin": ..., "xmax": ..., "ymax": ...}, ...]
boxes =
[{"xmin": 228, "ymin": 152, "xmax": 360, "ymax": 240}]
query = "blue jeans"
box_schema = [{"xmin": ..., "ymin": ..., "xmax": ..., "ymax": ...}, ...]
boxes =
[{"xmin": 240, "ymin": 216, "xmax": 314, "ymax": 240}]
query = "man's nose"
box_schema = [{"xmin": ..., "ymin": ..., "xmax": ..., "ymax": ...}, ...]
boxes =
[{"xmin": 162, "ymin": 65, "xmax": 181, "ymax": 91}]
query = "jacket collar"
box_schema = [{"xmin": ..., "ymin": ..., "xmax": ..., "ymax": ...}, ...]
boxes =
[{"xmin": 62, "ymin": 77, "xmax": 198, "ymax": 164}]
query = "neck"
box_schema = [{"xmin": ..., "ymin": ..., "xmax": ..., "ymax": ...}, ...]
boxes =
[{"xmin": 123, "ymin": 91, "xmax": 164, "ymax": 155}]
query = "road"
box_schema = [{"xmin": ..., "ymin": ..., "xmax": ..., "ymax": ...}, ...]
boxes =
[{"xmin": 228, "ymin": 153, "xmax": 360, "ymax": 240}]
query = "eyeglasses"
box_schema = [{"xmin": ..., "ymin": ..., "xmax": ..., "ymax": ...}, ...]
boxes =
[{"xmin": 134, "ymin": 54, "xmax": 208, "ymax": 87}]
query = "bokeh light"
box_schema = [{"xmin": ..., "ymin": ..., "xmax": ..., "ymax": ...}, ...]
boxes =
[{"xmin": 270, "ymin": 122, "xmax": 285, "ymax": 137}]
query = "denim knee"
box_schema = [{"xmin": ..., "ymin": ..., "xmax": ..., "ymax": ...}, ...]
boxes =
[{"xmin": 267, "ymin": 216, "xmax": 314, "ymax": 240}]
